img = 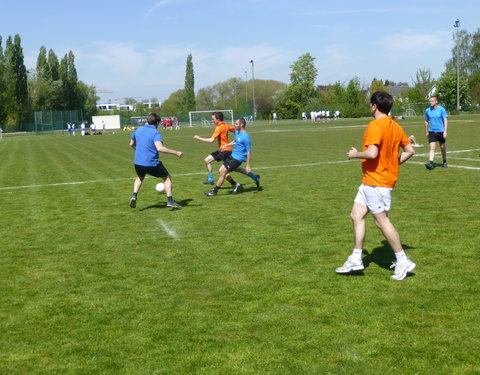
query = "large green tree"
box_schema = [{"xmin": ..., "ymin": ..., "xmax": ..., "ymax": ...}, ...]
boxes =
[
  {"xmin": 275, "ymin": 52, "xmax": 318, "ymax": 118},
  {"xmin": 435, "ymin": 68, "xmax": 470, "ymax": 111},
  {"xmin": 413, "ymin": 67, "xmax": 435, "ymax": 100},
  {"xmin": 182, "ymin": 54, "xmax": 195, "ymax": 114}
]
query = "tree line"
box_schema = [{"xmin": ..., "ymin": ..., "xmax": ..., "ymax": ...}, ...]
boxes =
[{"xmin": 0, "ymin": 34, "xmax": 96, "ymax": 132}]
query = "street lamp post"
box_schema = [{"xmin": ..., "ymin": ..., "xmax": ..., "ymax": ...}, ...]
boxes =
[
  {"xmin": 454, "ymin": 18, "xmax": 461, "ymax": 111},
  {"xmin": 249, "ymin": 60, "xmax": 256, "ymax": 121}
]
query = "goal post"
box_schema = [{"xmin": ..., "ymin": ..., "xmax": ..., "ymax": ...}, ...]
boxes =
[{"xmin": 188, "ymin": 110, "xmax": 234, "ymax": 127}]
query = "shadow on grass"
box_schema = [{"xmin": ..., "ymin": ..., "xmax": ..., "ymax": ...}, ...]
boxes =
[
  {"xmin": 363, "ymin": 240, "xmax": 416, "ymax": 270},
  {"xmin": 140, "ymin": 198, "xmax": 196, "ymax": 211}
]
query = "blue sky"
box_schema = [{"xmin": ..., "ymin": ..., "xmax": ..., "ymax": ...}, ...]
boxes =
[{"xmin": 1, "ymin": 0, "xmax": 479, "ymax": 103}]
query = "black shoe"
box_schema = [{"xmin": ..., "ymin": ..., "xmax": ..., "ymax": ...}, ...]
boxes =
[
  {"xmin": 232, "ymin": 182, "xmax": 242, "ymax": 194},
  {"xmin": 425, "ymin": 162, "xmax": 435, "ymax": 170},
  {"xmin": 166, "ymin": 200, "xmax": 181, "ymax": 209},
  {"xmin": 443, "ymin": 162, "xmax": 448, "ymax": 168},
  {"xmin": 255, "ymin": 175, "xmax": 261, "ymax": 189},
  {"xmin": 129, "ymin": 197, "xmax": 137, "ymax": 208},
  {"xmin": 204, "ymin": 190, "xmax": 217, "ymax": 196}
]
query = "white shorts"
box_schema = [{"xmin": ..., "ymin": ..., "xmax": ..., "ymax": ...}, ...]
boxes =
[{"xmin": 354, "ymin": 184, "xmax": 392, "ymax": 214}]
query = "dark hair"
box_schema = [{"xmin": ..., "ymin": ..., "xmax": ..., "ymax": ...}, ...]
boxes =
[
  {"xmin": 147, "ymin": 112, "xmax": 161, "ymax": 125},
  {"xmin": 370, "ymin": 91, "xmax": 393, "ymax": 114},
  {"xmin": 212, "ymin": 111, "xmax": 224, "ymax": 121},
  {"xmin": 235, "ymin": 117, "xmax": 246, "ymax": 127}
]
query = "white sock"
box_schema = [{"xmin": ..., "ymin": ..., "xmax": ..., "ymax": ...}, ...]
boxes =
[
  {"xmin": 394, "ymin": 250, "xmax": 408, "ymax": 263},
  {"xmin": 352, "ymin": 248, "xmax": 363, "ymax": 260}
]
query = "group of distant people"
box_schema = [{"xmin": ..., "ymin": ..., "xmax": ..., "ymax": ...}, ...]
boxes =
[
  {"xmin": 66, "ymin": 120, "xmax": 107, "ymax": 136},
  {"xmin": 310, "ymin": 110, "xmax": 340, "ymax": 122},
  {"xmin": 162, "ymin": 116, "xmax": 180, "ymax": 130},
  {"xmin": 125, "ymin": 92, "xmax": 450, "ymax": 281}
]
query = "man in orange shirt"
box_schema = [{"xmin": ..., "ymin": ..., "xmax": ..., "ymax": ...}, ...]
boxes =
[
  {"xmin": 336, "ymin": 91, "xmax": 416, "ymax": 280},
  {"xmin": 193, "ymin": 112, "xmax": 240, "ymax": 190}
]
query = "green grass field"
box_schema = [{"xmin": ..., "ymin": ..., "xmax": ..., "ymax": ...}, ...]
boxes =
[{"xmin": 1, "ymin": 116, "xmax": 479, "ymax": 374}]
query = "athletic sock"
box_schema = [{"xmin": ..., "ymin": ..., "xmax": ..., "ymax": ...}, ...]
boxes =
[
  {"xmin": 394, "ymin": 250, "xmax": 408, "ymax": 263},
  {"xmin": 351, "ymin": 248, "xmax": 363, "ymax": 261},
  {"xmin": 167, "ymin": 196, "xmax": 174, "ymax": 203},
  {"xmin": 247, "ymin": 172, "xmax": 256, "ymax": 181},
  {"xmin": 213, "ymin": 186, "xmax": 219, "ymax": 193},
  {"xmin": 208, "ymin": 173, "xmax": 214, "ymax": 181},
  {"xmin": 132, "ymin": 193, "xmax": 137, "ymax": 198}
]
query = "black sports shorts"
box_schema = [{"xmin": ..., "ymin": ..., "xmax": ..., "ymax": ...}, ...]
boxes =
[
  {"xmin": 211, "ymin": 150, "xmax": 232, "ymax": 162},
  {"xmin": 223, "ymin": 157, "xmax": 242, "ymax": 172},
  {"xmin": 428, "ymin": 132, "xmax": 446, "ymax": 144},
  {"xmin": 134, "ymin": 162, "xmax": 169, "ymax": 178}
]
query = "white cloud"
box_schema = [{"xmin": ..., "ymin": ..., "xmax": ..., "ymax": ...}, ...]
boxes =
[
  {"xmin": 378, "ymin": 30, "xmax": 451, "ymax": 55},
  {"xmin": 147, "ymin": 0, "xmax": 183, "ymax": 15}
]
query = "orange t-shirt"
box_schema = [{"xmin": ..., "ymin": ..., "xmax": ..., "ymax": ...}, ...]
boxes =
[
  {"xmin": 361, "ymin": 116, "xmax": 410, "ymax": 188},
  {"xmin": 211, "ymin": 122, "xmax": 235, "ymax": 151}
]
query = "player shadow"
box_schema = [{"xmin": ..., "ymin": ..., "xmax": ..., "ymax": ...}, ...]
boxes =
[
  {"xmin": 363, "ymin": 240, "xmax": 416, "ymax": 272},
  {"xmin": 239, "ymin": 186, "xmax": 264, "ymax": 194},
  {"xmin": 140, "ymin": 198, "xmax": 196, "ymax": 211}
]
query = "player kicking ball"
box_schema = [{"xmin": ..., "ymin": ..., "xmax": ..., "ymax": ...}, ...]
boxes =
[{"xmin": 205, "ymin": 117, "xmax": 255, "ymax": 196}]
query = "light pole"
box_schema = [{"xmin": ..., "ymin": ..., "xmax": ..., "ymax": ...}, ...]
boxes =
[
  {"xmin": 249, "ymin": 60, "xmax": 256, "ymax": 120},
  {"xmin": 454, "ymin": 18, "xmax": 460, "ymax": 111}
]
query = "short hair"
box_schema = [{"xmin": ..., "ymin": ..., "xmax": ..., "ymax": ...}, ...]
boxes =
[
  {"xmin": 147, "ymin": 112, "xmax": 161, "ymax": 125},
  {"xmin": 235, "ymin": 117, "xmax": 246, "ymax": 128},
  {"xmin": 212, "ymin": 112, "xmax": 224, "ymax": 121},
  {"xmin": 430, "ymin": 96, "xmax": 438, "ymax": 101},
  {"xmin": 370, "ymin": 91, "xmax": 393, "ymax": 114}
]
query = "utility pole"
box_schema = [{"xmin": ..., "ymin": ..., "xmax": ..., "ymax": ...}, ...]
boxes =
[{"xmin": 454, "ymin": 19, "xmax": 461, "ymax": 111}]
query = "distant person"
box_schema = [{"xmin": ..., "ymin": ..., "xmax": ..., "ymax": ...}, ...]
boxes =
[
  {"xmin": 90, "ymin": 122, "xmax": 96, "ymax": 133},
  {"xmin": 102, "ymin": 121, "xmax": 106, "ymax": 133},
  {"xmin": 424, "ymin": 96, "xmax": 448, "ymax": 169},
  {"xmin": 272, "ymin": 112, "xmax": 277, "ymax": 123},
  {"xmin": 81, "ymin": 122, "xmax": 86, "ymax": 136},
  {"xmin": 335, "ymin": 91, "xmax": 416, "ymax": 281},
  {"xmin": 174, "ymin": 116, "xmax": 180, "ymax": 130},
  {"xmin": 67, "ymin": 122, "xmax": 72, "ymax": 136},
  {"xmin": 71, "ymin": 123, "xmax": 76, "ymax": 136},
  {"xmin": 129, "ymin": 112, "xmax": 183, "ymax": 209},
  {"xmin": 302, "ymin": 112, "xmax": 307, "ymax": 121}
]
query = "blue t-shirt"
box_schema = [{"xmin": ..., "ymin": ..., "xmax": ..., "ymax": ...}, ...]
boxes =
[
  {"xmin": 425, "ymin": 105, "xmax": 448, "ymax": 132},
  {"xmin": 231, "ymin": 131, "xmax": 251, "ymax": 162},
  {"xmin": 131, "ymin": 125, "xmax": 163, "ymax": 166}
]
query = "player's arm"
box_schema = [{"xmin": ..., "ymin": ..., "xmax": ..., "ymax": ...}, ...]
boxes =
[
  {"xmin": 155, "ymin": 141, "xmax": 183, "ymax": 158},
  {"xmin": 443, "ymin": 117, "xmax": 448, "ymax": 138},
  {"xmin": 245, "ymin": 151, "xmax": 252, "ymax": 174},
  {"xmin": 219, "ymin": 140, "xmax": 236, "ymax": 151},
  {"xmin": 399, "ymin": 144, "xmax": 415, "ymax": 164},
  {"xmin": 424, "ymin": 119, "xmax": 429, "ymax": 136},
  {"xmin": 347, "ymin": 144, "xmax": 378, "ymax": 160},
  {"xmin": 193, "ymin": 135, "xmax": 215, "ymax": 143},
  {"xmin": 129, "ymin": 138, "xmax": 136, "ymax": 149}
]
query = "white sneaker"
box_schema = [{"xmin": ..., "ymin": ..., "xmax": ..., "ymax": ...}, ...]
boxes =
[
  {"xmin": 390, "ymin": 259, "xmax": 416, "ymax": 280},
  {"xmin": 335, "ymin": 256, "xmax": 364, "ymax": 273}
]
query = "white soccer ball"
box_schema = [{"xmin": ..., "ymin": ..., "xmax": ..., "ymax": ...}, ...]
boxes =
[{"xmin": 155, "ymin": 182, "xmax": 165, "ymax": 193}]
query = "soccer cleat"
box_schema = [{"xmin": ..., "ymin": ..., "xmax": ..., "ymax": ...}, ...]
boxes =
[
  {"xmin": 335, "ymin": 256, "xmax": 365, "ymax": 273},
  {"xmin": 204, "ymin": 190, "xmax": 217, "ymax": 196},
  {"xmin": 129, "ymin": 197, "xmax": 137, "ymax": 208},
  {"xmin": 443, "ymin": 162, "xmax": 448, "ymax": 168},
  {"xmin": 390, "ymin": 259, "xmax": 416, "ymax": 280},
  {"xmin": 425, "ymin": 162, "xmax": 435, "ymax": 170},
  {"xmin": 255, "ymin": 174, "xmax": 261, "ymax": 189},
  {"xmin": 203, "ymin": 179, "xmax": 214, "ymax": 185},
  {"xmin": 166, "ymin": 200, "xmax": 181, "ymax": 209},
  {"xmin": 232, "ymin": 182, "xmax": 242, "ymax": 194}
]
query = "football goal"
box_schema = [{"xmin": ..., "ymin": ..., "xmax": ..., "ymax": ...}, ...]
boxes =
[{"xmin": 188, "ymin": 110, "xmax": 234, "ymax": 127}]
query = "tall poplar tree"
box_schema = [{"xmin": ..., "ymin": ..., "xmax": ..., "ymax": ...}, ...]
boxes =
[{"xmin": 183, "ymin": 54, "xmax": 196, "ymax": 114}]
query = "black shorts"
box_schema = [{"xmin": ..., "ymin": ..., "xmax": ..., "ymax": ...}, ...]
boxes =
[
  {"xmin": 223, "ymin": 157, "xmax": 242, "ymax": 172},
  {"xmin": 428, "ymin": 132, "xmax": 446, "ymax": 144},
  {"xmin": 134, "ymin": 162, "xmax": 169, "ymax": 178},
  {"xmin": 211, "ymin": 150, "xmax": 232, "ymax": 162}
]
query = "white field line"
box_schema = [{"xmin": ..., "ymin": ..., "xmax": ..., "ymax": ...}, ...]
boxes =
[
  {"xmin": 157, "ymin": 220, "xmax": 179, "ymax": 241},
  {"xmin": 1, "ymin": 150, "xmax": 479, "ymax": 191}
]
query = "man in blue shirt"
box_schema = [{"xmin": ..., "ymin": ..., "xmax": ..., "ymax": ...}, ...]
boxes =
[
  {"xmin": 129, "ymin": 112, "xmax": 183, "ymax": 208},
  {"xmin": 424, "ymin": 96, "xmax": 448, "ymax": 169},
  {"xmin": 204, "ymin": 117, "xmax": 254, "ymax": 196}
]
